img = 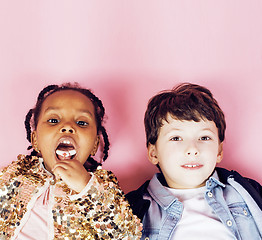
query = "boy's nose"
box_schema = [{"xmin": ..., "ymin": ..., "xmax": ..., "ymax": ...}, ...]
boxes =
[
  {"xmin": 60, "ymin": 126, "xmax": 75, "ymax": 134},
  {"xmin": 187, "ymin": 150, "xmax": 199, "ymax": 156},
  {"xmin": 186, "ymin": 144, "xmax": 199, "ymax": 156}
]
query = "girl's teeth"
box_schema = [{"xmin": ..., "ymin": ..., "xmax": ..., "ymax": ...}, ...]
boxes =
[
  {"xmin": 69, "ymin": 149, "xmax": 76, "ymax": 156},
  {"xmin": 62, "ymin": 140, "xmax": 71, "ymax": 144},
  {"xmin": 56, "ymin": 149, "xmax": 76, "ymax": 157}
]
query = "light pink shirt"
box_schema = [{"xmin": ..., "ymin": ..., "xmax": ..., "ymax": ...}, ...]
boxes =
[
  {"xmin": 16, "ymin": 187, "xmax": 49, "ymax": 240},
  {"xmin": 15, "ymin": 159, "xmax": 96, "ymax": 239}
]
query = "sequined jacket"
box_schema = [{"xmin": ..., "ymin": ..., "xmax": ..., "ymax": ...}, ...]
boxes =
[{"xmin": 0, "ymin": 155, "xmax": 142, "ymax": 240}]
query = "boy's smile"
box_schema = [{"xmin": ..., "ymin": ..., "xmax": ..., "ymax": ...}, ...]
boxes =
[
  {"xmin": 31, "ymin": 90, "xmax": 99, "ymax": 173},
  {"xmin": 148, "ymin": 114, "xmax": 223, "ymax": 189}
]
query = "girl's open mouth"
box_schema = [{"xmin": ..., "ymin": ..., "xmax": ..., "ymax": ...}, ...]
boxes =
[{"xmin": 55, "ymin": 139, "xmax": 77, "ymax": 160}]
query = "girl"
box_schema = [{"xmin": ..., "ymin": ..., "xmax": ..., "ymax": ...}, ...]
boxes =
[{"xmin": 0, "ymin": 83, "xmax": 142, "ymax": 239}]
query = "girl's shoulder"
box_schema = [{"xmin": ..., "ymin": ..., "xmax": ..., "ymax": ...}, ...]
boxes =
[
  {"xmin": 0, "ymin": 155, "xmax": 43, "ymax": 183},
  {"xmin": 76, "ymin": 167, "xmax": 143, "ymax": 239},
  {"xmin": 93, "ymin": 167, "xmax": 119, "ymax": 185}
]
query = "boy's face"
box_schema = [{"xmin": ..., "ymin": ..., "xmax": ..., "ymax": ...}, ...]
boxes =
[
  {"xmin": 31, "ymin": 90, "xmax": 99, "ymax": 172},
  {"xmin": 147, "ymin": 114, "xmax": 223, "ymax": 189}
]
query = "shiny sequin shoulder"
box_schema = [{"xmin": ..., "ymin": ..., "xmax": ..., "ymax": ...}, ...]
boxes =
[{"xmin": 0, "ymin": 155, "xmax": 142, "ymax": 239}]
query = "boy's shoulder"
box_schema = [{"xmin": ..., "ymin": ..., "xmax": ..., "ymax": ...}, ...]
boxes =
[
  {"xmin": 216, "ymin": 167, "xmax": 262, "ymax": 190},
  {"xmin": 216, "ymin": 167, "xmax": 262, "ymax": 209},
  {"xmin": 126, "ymin": 180, "xmax": 151, "ymax": 221},
  {"xmin": 126, "ymin": 180, "xmax": 150, "ymax": 200}
]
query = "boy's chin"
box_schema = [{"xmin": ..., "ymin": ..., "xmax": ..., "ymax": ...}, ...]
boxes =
[{"xmin": 171, "ymin": 179, "xmax": 207, "ymax": 189}]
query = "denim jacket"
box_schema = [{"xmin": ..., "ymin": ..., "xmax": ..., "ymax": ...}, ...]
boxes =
[{"xmin": 126, "ymin": 167, "xmax": 262, "ymax": 240}]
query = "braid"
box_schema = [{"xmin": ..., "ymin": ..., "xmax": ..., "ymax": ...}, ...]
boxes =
[
  {"xmin": 37, "ymin": 84, "xmax": 58, "ymax": 102},
  {"xmin": 84, "ymin": 157, "xmax": 101, "ymax": 172},
  {"xmin": 100, "ymin": 126, "xmax": 110, "ymax": 161},
  {"xmin": 81, "ymin": 89, "xmax": 105, "ymax": 121},
  {"xmin": 79, "ymin": 88, "xmax": 110, "ymax": 163},
  {"xmin": 24, "ymin": 109, "xmax": 33, "ymax": 150}
]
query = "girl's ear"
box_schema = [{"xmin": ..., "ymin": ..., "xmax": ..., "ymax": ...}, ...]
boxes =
[
  {"xmin": 216, "ymin": 142, "xmax": 223, "ymax": 163},
  {"xmin": 147, "ymin": 143, "xmax": 159, "ymax": 165},
  {"xmin": 91, "ymin": 136, "xmax": 100, "ymax": 156},
  {"xmin": 31, "ymin": 131, "xmax": 40, "ymax": 153}
]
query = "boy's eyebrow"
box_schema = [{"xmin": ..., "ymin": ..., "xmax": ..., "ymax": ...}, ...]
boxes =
[
  {"xmin": 44, "ymin": 107, "xmax": 93, "ymax": 116},
  {"xmin": 202, "ymin": 128, "xmax": 216, "ymax": 134},
  {"xmin": 168, "ymin": 127, "xmax": 181, "ymax": 131},
  {"xmin": 163, "ymin": 127, "xmax": 182, "ymax": 134},
  {"xmin": 164, "ymin": 127, "xmax": 217, "ymax": 134}
]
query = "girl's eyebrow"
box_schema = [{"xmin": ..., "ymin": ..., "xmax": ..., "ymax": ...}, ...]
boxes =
[
  {"xmin": 44, "ymin": 107, "xmax": 58, "ymax": 112},
  {"xmin": 44, "ymin": 107, "xmax": 93, "ymax": 116}
]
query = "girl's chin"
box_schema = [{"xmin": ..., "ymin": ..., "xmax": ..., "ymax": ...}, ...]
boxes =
[{"xmin": 41, "ymin": 156, "xmax": 58, "ymax": 173}]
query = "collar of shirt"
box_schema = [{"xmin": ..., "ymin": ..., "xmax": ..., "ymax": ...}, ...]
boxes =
[
  {"xmin": 206, "ymin": 171, "xmax": 226, "ymax": 190},
  {"xmin": 38, "ymin": 158, "xmax": 56, "ymax": 185},
  {"xmin": 147, "ymin": 171, "xmax": 226, "ymax": 210}
]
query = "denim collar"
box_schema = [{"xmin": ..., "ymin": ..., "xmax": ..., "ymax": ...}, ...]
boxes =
[
  {"xmin": 147, "ymin": 173, "xmax": 178, "ymax": 210},
  {"xmin": 147, "ymin": 171, "xmax": 226, "ymax": 210},
  {"xmin": 206, "ymin": 171, "xmax": 226, "ymax": 190}
]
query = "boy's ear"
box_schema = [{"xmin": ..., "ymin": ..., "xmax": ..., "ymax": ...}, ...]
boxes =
[
  {"xmin": 147, "ymin": 143, "xmax": 159, "ymax": 165},
  {"xmin": 91, "ymin": 136, "xmax": 100, "ymax": 156},
  {"xmin": 216, "ymin": 142, "xmax": 223, "ymax": 163}
]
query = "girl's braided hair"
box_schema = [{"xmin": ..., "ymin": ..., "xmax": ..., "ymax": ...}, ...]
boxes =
[{"xmin": 24, "ymin": 83, "xmax": 110, "ymax": 172}]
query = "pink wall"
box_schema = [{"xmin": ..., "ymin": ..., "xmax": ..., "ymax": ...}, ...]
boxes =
[{"xmin": 0, "ymin": 1, "xmax": 262, "ymax": 193}]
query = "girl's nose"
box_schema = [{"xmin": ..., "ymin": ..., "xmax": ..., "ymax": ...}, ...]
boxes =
[{"xmin": 60, "ymin": 126, "xmax": 75, "ymax": 134}]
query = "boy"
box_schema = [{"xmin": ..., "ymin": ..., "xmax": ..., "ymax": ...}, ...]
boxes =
[{"xmin": 126, "ymin": 83, "xmax": 262, "ymax": 239}]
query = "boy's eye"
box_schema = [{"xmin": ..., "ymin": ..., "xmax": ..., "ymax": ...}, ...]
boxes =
[
  {"xmin": 170, "ymin": 136, "xmax": 182, "ymax": 141},
  {"xmin": 76, "ymin": 121, "xmax": 88, "ymax": 127},
  {"xmin": 47, "ymin": 119, "xmax": 59, "ymax": 124},
  {"xmin": 200, "ymin": 136, "xmax": 211, "ymax": 141}
]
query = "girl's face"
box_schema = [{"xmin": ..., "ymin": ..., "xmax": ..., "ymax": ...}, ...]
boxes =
[{"xmin": 32, "ymin": 90, "xmax": 99, "ymax": 172}]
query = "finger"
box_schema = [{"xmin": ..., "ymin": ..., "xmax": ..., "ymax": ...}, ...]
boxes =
[
  {"xmin": 53, "ymin": 166, "xmax": 71, "ymax": 180},
  {"xmin": 53, "ymin": 163, "xmax": 69, "ymax": 171},
  {"xmin": 52, "ymin": 160, "xmax": 76, "ymax": 172},
  {"xmin": 52, "ymin": 164, "xmax": 70, "ymax": 178},
  {"xmin": 54, "ymin": 159, "xmax": 81, "ymax": 168}
]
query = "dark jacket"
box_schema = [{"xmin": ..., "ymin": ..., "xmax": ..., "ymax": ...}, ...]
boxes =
[{"xmin": 126, "ymin": 167, "xmax": 262, "ymax": 221}]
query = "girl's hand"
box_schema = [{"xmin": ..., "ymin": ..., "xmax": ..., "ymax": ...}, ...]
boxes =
[{"xmin": 52, "ymin": 160, "xmax": 91, "ymax": 193}]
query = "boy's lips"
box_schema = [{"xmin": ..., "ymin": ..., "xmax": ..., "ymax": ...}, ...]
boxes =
[
  {"xmin": 55, "ymin": 137, "xmax": 77, "ymax": 160},
  {"xmin": 181, "ymin": 163, "xmax": 203, "ymax": 169}
]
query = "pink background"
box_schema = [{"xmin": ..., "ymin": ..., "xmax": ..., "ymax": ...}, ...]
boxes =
[{"xmin": 0, "ymin": 1, "xmax": 262, "ymax": 193}]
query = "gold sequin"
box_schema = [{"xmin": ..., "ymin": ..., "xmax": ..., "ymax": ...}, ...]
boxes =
[{"xmin": 0, "ymin": 155, "xmax": 142, "ymax": 239}]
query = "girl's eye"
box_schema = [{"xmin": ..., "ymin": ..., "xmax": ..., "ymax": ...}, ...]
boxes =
[
  {"xmin": 76, "ymin": 121, "xmax": 88, "ymax": 127},
  {"xmin": 200, "ymin": 136, "xmax": 211, "ymax": 141},
  {"xmin": 47, "ymin": 119, "xmax": 59, "ymax": 124},
  {"xmin": 170, "ymin": 136, "xmax": 182, "ymax": 141}
]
